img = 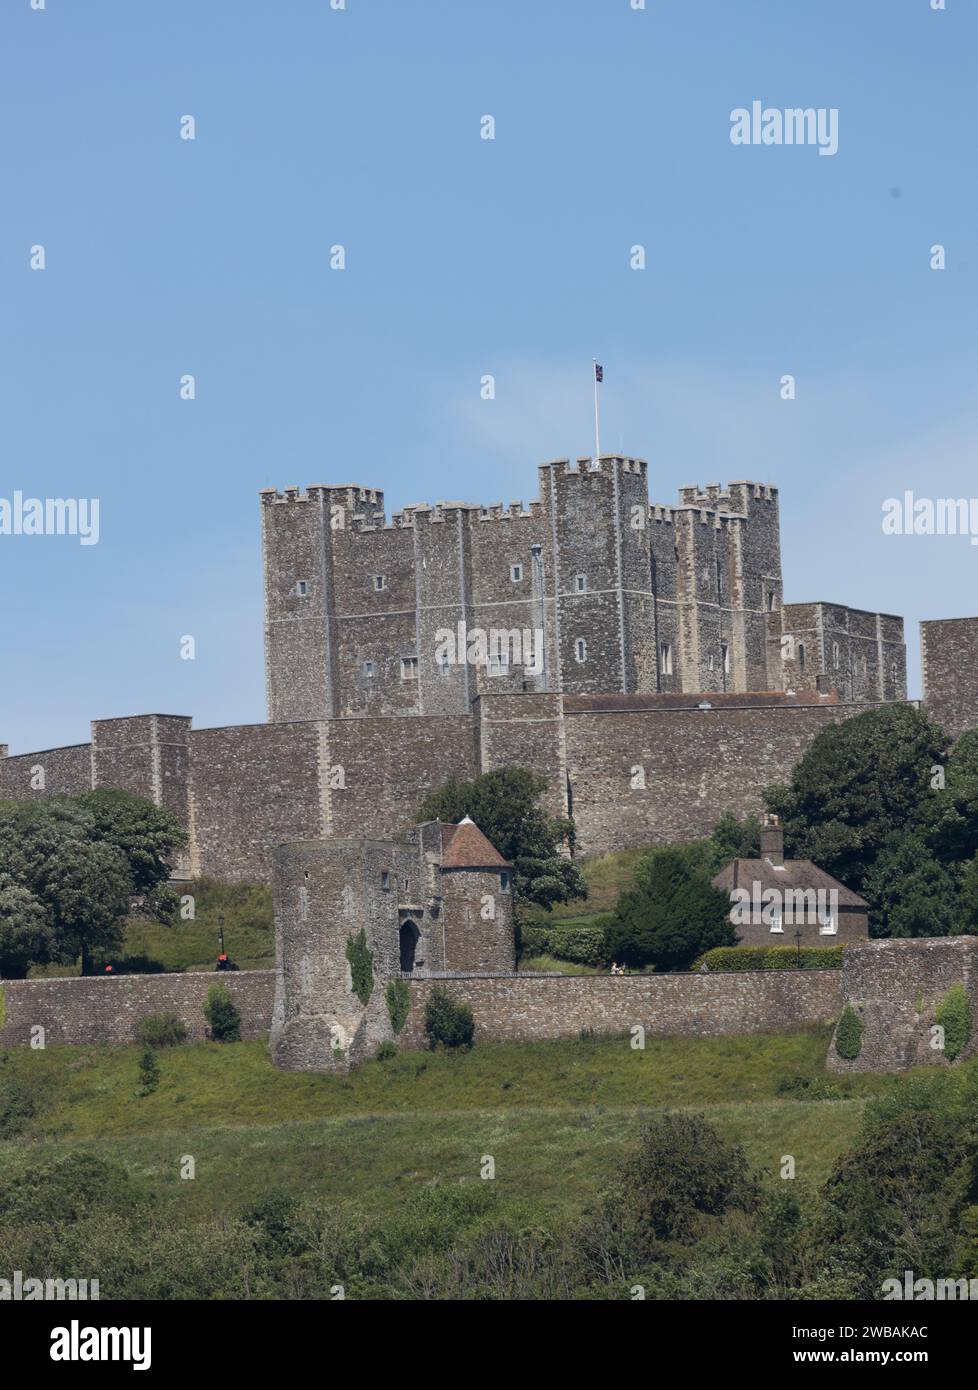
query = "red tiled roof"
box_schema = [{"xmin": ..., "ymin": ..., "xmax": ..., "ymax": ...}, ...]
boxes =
[{"xmin": 440, "ymin": 817, "xmax": 509, "ymax": 870}]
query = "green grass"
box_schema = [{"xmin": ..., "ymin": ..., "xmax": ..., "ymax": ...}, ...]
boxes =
[
  {"xmin": 0, "ymin": 1026, "xmax": 912, "ymax": 1225},
  {"xmin": 518, "ymin": 954, "xmax": 601, "ymax": 975},
  {"xmin": 523, "ymin": 844, "xmax": 654, "ymax": 926},
  {"xmin": 29, "ymin": 877, "xmax": 275, "ymax": 977}
]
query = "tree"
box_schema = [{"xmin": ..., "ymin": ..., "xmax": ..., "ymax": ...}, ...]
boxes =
[
  {"xmin": 601, "ymin": 847, "xmax": 736, "ymax": 971},
  {"xmin": 418, "ymin": 768, "xmax": 586, "ymax": 913},
  {"xmin": 77, "ymin": 788, "xmax": 187, "ymax": 916},
  {"xmin": 819, "ymin": 1110, "xmax": 971, "ymax": 1295},
  {"xmin": 709, "ymin": 811, "xmax": 761, "ymax": 866},
  {"xmin": 602, "ymin": 1112, "xmax": 755, "ymax": 1255},
  {"xmin": 764, "ymin": 704, "xmax": 963, "ymax": 937},
  {"xmin": 0, "ymin": 872, "xmax": 54, "ymax": 978},
  {"xmin": 0, "ymin": 792, "xmax": 186, "ymax": 975},
  {"xmin": 765, "ymin": 704, "xmax": 948, "ymax": 896}
]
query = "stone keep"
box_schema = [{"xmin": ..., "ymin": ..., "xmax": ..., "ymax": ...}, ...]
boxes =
[
  {"xmin": 261, "ymin": 460, "xmax": 907, "ymax": 720},
  {"xmin": 271, "ymin": 818, "xmax": 514, "ymax": 1071}
]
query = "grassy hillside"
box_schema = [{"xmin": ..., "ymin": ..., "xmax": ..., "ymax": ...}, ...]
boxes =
[
  {"xmin": 30, "ymin": 878, "xmax": 275, "ymax": 977},
  {"xmin": 0, "ymin": 1028, "xmax": 899, "ymax": 1221},
  {"xmin": 522, "ymin": 844, "xmax": 653, "ymax": 926}
]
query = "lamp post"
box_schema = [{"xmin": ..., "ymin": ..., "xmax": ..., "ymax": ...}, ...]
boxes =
[{"xmin": 794, "ymin": 928, "xmax": 802, "ymax": 968}]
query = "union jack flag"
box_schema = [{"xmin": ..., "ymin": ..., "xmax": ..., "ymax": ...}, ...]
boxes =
[{"xmin": 594, "ymin": 363, "xmax": 603, "ymax": 383}]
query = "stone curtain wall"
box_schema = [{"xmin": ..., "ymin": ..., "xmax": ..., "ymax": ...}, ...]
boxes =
[
  {"xmin": 398, "ymin": 969, "xmax": 843, "ymax": 1049},
  {"xmin": 828, "ymin": 936, "xmax": 978, "ymax": 1073},
  {"xmin": 3, "ymin": 942, "xmax": 974, "ymax": 1072},
  {"xmin": 0, "ymin": 965, "xmax": 840, "ymax": 1052},
  {"xmin": 561, "ymin": 699, "xmax": 859, "ymax": 856},
  {"xmin": 921, "ymin": 617, "xmax": 978, "ymax": 741},
  {"xmin": 0, "ymin": 971, "xmax": 275, "ymax": 1047}
]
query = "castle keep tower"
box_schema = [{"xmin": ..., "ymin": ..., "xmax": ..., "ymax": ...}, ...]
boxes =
[{"xmin": 263, "ymin": 458, "xmax": 895, "ymax": 716}]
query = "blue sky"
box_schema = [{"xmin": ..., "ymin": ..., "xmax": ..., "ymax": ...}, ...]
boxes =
[{"xmin": 2, "ymin": 0, "xmax": 976, "ymax": 751}]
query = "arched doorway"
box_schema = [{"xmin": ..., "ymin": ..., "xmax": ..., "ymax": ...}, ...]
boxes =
[{"xmin": 399, "ymin": 919, "xmax": 420, "ymax": 974}]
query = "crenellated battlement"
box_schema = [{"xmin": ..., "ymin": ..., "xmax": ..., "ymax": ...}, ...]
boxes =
[{"xmin": 260, "ymin": 453, "xmax": 899, "ymax": 724}]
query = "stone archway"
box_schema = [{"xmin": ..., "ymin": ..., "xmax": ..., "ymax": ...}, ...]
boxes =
[{"xmin": 399, "ymin": 919, "xmax": 420, "ymax": 974}]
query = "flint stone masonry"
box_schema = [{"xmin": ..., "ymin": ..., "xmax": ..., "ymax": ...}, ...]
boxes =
[
  {"xmin": 397, "ymin": 968, "xmax": 843, "ymax": 1049},
  {"xmin": 0, "ymin": 971, "xmax": 275, "ymax": 1047},
  {"xmin": 828, "ymin": 936, "xmax": 978, "ymax": 1073},
  {"xmin": 921, "ymin": 617, "xmax": 978, "ymax": 741}
]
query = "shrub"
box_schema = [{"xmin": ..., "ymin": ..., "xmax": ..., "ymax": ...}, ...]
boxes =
[
  {"xmin": 345, "ymin": 929, "xmax": 374, "ymax": 1006},
  {"xmin": 0, "ymin": 1076, "xmax": 36, "ymax": 1138},
  {"xmin": 835, "ymin": 1005, "xmax": 864, "ymax": 1060},
  {"xmin": 424, "ymin": 987, "xmax": 474, "ymax": 1050},
  {"xmin": 376, "ymin": 1040, "xmax": 397, "ymax": 1061},
  {"xmin": 694, "ymin": 945, "xmax": 845, "ymax": 972},
  {"xmin": 385, "ymin": 978, "xmax": 410, "ymax": 1035},
  {"xmin": 136, "ymin": 1012, "xmax": 188, "ymax": 1048},
  {"xmin": 519, "ymin": 923, "xmax": 607, "ymax": 966},
  {"xmin": 603, "ymin": 1111, "xmax": 755, "ymax": 1252},
  {"xmin": 137, "ymin": 1046, "xmax": 160, "ymax": 1096},
  {"xmin": 203, "ymin": 982, "xmax": 241, "ymax": 1042},
  {"xmin": 936, "ymin": 982, "xmax": 972, "ymax": 1063}
]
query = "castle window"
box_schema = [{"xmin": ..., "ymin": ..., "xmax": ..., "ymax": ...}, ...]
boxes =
[
  {"xmin": 437, "ymin": 651, "xmax": 451, "ymax": 675},
  {"xmin": 400, "ymin": 656, "xmax": 418, "ymax": 681},
  {"xmin": 575, "ymin": 574, "xmax": 587, "ymax": 593},
  {"xmin": 374, "ymin": 575, "xmax": 386, "ymax": 591},
  {"xmin": 832, "ymin": 642, "xmax": 840, "ymax": 669},
  {"xmin": 500, "ymin": 871, "xmax": 510, "ymax": 892},
  {"xmin": 660, "ymin": 642, "xmax": 672, "ymax": 676},
  {"xmin": 510, "ymin": 564, "xmax": 523, "ymax": 582},
  {"xmin": 488, "ymin": 650, "xmax": 509, "ymax": 677},
  {"xmin": 296, "ymin": 580, "xmax": 309, "ymax": 597},
  {"xmin": 891, "ymin": 661, "xmax": 898, "ymax": 686},
  {"xmin": 708, "ymin": 654, "xmax": 715, "ymax": 671},
  {"xmin": 819, "ymin": 913, "xmax": 837, "ymax": 936},
  {"xmin": 798, "ymin": 642, "xmax": 806, "ymax": 672},
  {"xmin": 768, "ymin": 906, "xmax": 783, "ymax": 934},
  {"xmin": 575, "ymin": 638, "xmax": 587, "ymax": 663},
  {"xmin": 381, "ymin": 871, "xmax": 391, "ymax": 891},
  {"xmin": 363, "ymin": 660, "xmax": 376, "ymax": 678},
  {"xmin": 768, "ymin": 591, "xmax": 777, "ymax": 612},
  {"xmin": 721, "ymin": 642, "xmax": 730, "ymax": 675}
]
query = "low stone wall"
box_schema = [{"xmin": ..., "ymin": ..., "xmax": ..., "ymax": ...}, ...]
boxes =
[
  {"xmin": 828, "ymin": 936, "xmax": 978, "ymax": 1072},
  {"xmin": 0, "ymin": 971, "xmax": 275, "ymax": 1047},
  {"xmin": 399, "ymin": 969, "xmax": 844, "ymax": 1048}
]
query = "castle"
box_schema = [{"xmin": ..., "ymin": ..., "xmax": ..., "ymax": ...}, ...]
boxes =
[
  {"xmin": 3, "ymin": 455, "xmax": 978, "ymax": 1073},
  {"xmin": 1, "ymin": 458, "xmax": 929, "ymax": 886}
]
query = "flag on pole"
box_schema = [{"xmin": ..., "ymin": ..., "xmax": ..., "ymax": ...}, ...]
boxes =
[{"xmin": 594, "ymin": 363, "xmax": 604, "ymax": 383}]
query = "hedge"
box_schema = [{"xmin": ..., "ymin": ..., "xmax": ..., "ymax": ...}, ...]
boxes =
[
  {"xmin": 693, "ymin": 945, "xmax": 845, "ymax": 972},
  {"xmin": 520, "ymin": 924, "xmax": 605, "ymax": 966}
]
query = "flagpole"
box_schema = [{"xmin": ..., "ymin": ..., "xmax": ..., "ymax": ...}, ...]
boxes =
[{"xmin": 592, "ymin": 359, "xmax": 601, "ymax": 464}]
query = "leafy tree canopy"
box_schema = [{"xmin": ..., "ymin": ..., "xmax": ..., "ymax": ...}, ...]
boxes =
[
  {"xmin": 0, "ymin": 791, "xmax": 186, "ymax": 976},
  {"xmin": 602, "ymin": 845, "xmax": 736, "ymax": 972},
  {"xmin": 418, "ymin": 768, "xmax": 586, "ymax": 913}
]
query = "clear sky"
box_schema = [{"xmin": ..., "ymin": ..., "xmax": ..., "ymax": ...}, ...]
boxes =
[{"xmin": 2, "ymin": 0, "xmax": 976, "ymax": 751}]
